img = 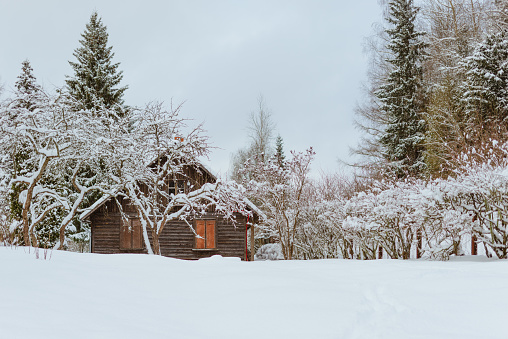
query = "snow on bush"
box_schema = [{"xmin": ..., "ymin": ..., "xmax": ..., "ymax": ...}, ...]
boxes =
[
  {"xmin": 255, "ymin": 243, "xmax": 283, "ymax": 260},
  {"xmin": 267, "ymin": 140, "xmax": 508, "ymax": 260}
]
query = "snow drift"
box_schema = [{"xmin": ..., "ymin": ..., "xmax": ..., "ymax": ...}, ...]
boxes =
[{"xmin": 0, "ymin": 247, "xmax": 506, "ymax": 339}]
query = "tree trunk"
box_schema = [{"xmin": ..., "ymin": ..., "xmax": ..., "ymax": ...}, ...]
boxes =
[
  {"xmin": 152, "ymin": 228, "xmax": 161, "ymax": 255},
  {"xmin": 471, "ymin": 234, "xmax": 477, "ymax": 255},
  {"xmin": 30, "ymin": 228, "xmax": 38, "ymax": 248},
  {"xmin": 21, "ymin": 155, "xmax": 52, "ymax": 247},
  {"xmin": 416, "ymin": 229, "xmax": 422, "ymax": 259},
  {"xmin": 58, "ymin": 226, "xmax": 66, "ymax": 250},
  {"xmin": 22, "ymin": 214, "xmax": 29, "ymax": 246}
]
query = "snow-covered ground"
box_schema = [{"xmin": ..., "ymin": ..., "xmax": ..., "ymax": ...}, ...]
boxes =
[{"xmin": 1, "ymin": 247, "xmax": 506, "ymax": 339}]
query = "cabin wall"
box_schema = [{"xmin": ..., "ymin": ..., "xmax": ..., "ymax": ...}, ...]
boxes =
[
  {"xmin": 90, "ymin": 199, "xmax": 248, "ymax": 259},
  {"xmin": 159, "ymin": 212, "xmax": 247, "ymax": 260}
]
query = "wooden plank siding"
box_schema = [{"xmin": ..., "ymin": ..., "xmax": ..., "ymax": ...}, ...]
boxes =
[{"xmin": 90, "ymin": 199, "xmax": 248, "ymax": 260}]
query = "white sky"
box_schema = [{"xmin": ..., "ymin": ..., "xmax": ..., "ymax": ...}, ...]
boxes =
[{"xmin": 0, "ymin": 0, "xmax": 381, "ymax": 177}]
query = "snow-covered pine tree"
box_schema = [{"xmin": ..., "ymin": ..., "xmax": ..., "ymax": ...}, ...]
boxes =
[
  {"xmin": 66, "ymin": 11, "xmax": 128, "ymax": 116},
  {"xmin": 8, "ymin": 61, "xmax": 42, "ymax": 233},
  {"xmin": 462, "ymin": 29, "xmax": 508, "ymax": 128},
  {"xmin": 13, "ymin": 60, "xmax": 41, "ymax": 112},
  {"xmin": 274, "ymin": 134, "xmax": 285, "ymax": 167},
  {"xmin": 377, "ymin": 0, "xmax": 427, "ymax": 177}
]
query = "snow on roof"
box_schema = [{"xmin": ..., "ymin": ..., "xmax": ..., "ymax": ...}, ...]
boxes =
[
  {"xmin": 79, "ymin": 161, "xmax": 229, "ymax": 221},
  {"xmin": 145, "ymin": 153, "xmax": 218, "ymax": 180},
  {"xmin": 79, "ymin": 193, "xmax": 115, "ymax": 221},
  {"xmin": 244, "ymin": 198, "xmax": 266, "ymax": 221},
  {"xmin": 196, "ymin": 160, "xmax": 218, "ymax": 180}
]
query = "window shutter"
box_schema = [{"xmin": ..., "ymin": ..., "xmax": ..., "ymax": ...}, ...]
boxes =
[
  {"xmin": 120, "ymin": 219, "xmax": 131, "ymax": 249},
  {"xmin": 132, "ymin": 219, "xmax": 143, "ymax": 249},
  {"xmin": 195, "ymin": 220, "xmax": 205, "ymax": 249},
  {"xmin": 206, "ymin": 220, "xmax": 215, "ymax": 249}
]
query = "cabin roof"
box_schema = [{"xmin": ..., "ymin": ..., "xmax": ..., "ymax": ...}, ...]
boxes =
[
  {"xmin": 79, "ymin": 193, "xmax": 118, "ymax": 221},
  {"xmin": 79, "ymin": 161, "xmax": 260, "ymax": 222},
  {"xmin": 243, "ymin": 198, "xmax": 266, "ymax": 220},
  {"xmin": 146, "ymin": 154, "xmax": 217, "ymax": 181}
]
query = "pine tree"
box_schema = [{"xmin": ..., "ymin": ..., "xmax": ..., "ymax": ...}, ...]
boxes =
[
  {"xmin": 377, "ymin": 0, "xmax": 427, "ymax": 177},
  {"xmin": 9, "ymin": 61, "xmax": 42, "ymax": 223},
  {"xmin": 66, "ymin": 11, "xmax": 127, "ymax": 115},
  {"xmin": 274, "ymin": 134, "xmax": 285, "ymax": 167},
  {"xmin": 65, "ymin": 12, "xmax": 128, "ymax": 245},
  {"xmin": 14, "ymin": 60, "xmax": 41, "ymax": 111},
  {"xmin": 462, "ymin": 29, "xmax": 508, "ymax": 127}
]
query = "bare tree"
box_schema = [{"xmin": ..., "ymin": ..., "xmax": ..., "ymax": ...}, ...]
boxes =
[
  {"xmin": 490, "ymin": 0, "xmax": 508, "ymax": 30},
  {"xmin": 230, "ymin": 95, "xmax": 275, "ymax": 182},
  {"xmin": 248, "ymin": 95, "xmax": 275, "ymax": 161}
]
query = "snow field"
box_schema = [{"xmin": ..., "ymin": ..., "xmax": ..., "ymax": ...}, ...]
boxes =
[{"xmin": 0, "ymin": 247, "xmax": 507, "ymax": 339}]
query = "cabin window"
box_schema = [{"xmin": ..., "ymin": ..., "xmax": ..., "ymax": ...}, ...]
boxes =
[
  {"xmin": 194, "ymin": 220, "xmax": 216, "ymax": 249},
  {"xmin": 168, "ymin": 180, "xmax": 185, "ymax": 196},
  {"xmin": 120, "ymin": 218, "xmax": 143, "ymax": 250}
]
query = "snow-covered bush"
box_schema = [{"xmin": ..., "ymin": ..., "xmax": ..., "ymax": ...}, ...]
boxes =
[
  {"xmin": 286, "ymin": 141, "xmax": 508, "ymax": 261},
  {"xmin": 441, "ymin": 161, "xmax": 508, "ymax": 258},
  {"xmin": 297, "ymin": 179, "xmax": 351, "ymax": 260},
  {"xmin": 318, "ymin": 141, "xmax": 508, "ymax": 260},
  {"xmin": 241, "ymin": 139, "xmax": 508, "ymax": 261},
  {"xmin": 255, "ymin": 243, "xmax": 283, "ymax": 260}
]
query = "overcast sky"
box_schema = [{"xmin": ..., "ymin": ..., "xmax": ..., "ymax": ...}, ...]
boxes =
[{"xmin": 0, "ymin": 0, "xmax": 381, "ymax": 177}]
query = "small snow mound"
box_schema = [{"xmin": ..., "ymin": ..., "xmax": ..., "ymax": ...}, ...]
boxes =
[
  {"xmin": 198, "ymin": 255, "xmax": 241, "ymax": 262},
  {"xmin": 448, "ymin": 255, "xmax": 499, "ymax": 262}
]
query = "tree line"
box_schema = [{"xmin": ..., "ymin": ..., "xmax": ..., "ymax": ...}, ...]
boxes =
[
  {"xmin": 355, "ymin": 0, "xmax": 508, "ymax": 178},
  {"xmin": 231, "ymin": 0, "xmax": 508, "ymax": 260}
]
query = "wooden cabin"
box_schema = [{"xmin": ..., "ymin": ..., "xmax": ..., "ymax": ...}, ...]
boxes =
[{"xmin": 80, "ymin": 162, "xmax": 256, "ymax": 260}]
